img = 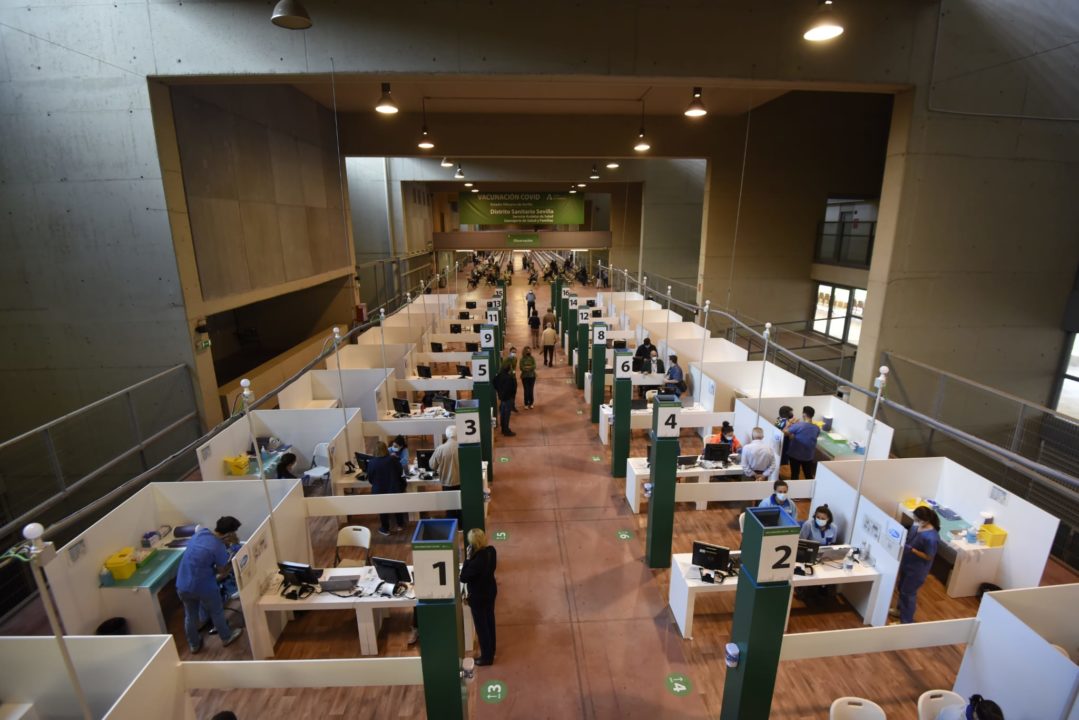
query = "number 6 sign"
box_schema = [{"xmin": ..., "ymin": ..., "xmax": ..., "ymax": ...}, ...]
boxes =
[{"xmin": 615, "ymin": 351, "xmax": 633, "ymax": 379}]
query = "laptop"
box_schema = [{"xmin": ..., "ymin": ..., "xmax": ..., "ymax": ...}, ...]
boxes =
[
  {"xmin": 430, "ymin": 342, "xmax": 443, "ymax": 352},
  {"xmin": 466, "ymin": 301, "xmax": 477, "ymax": 309},
  {"xmin": 416, "ymin": 365, "xmax": 432, "ymax": 379},
  {"xmin": 677, "ymin": 455, "xmax": 699, "ymax": 467}
]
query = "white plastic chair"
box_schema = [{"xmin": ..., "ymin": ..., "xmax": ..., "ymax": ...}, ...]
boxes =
[
  {"xmin": 830, "ymin": 697, "xmax": 886, "ymax": 720},
  {"xmin": 334, "ymin": 526, "xmax": 371, "ymax": 567},
  {"xmin": 917, "ymin": 690, "xmax": 964, "ymax": 720},
  {"xmin": 738, "ymin": 512, "xmax": 745, "ymax": 532}
]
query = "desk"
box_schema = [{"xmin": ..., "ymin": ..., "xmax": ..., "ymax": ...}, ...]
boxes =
[
  {"xmin": 816, "ymin": 431, "xmax": 860, "ymax": 460},
  {"xmin": 396, "ymin": 375, "xmax": 473, "ymax": 399},
  {"xmin": 669, "ymin": 550, "xmax": 882, "ymax": 639},
  {"xmin": 234, "ymin": 449, "xmax": 287, "ymax": 479},
  {"xmin": 257, "ymin": 567, "xmax": 473, "ymax": 657},
  {"xmin": 625, "ymin": 457, "xmax": 744, "ymax": 513},
  {"xmin": 334, "ymin": 462, "xmax": 490, "ymax": 520},
  {"xmin": 100, "ymin": 548, "xmax": 184, "ymax": 634},
  {"xmin": 363, "ymin": 415, "xmax": 455, "ymax": 447},
  {"xmin": 597, "ymin": 404, "xmax": 725, "ymax": 445},
  {"xmin": 896, "ymin": 504, "xmax": 1002, "ymax": 598}
]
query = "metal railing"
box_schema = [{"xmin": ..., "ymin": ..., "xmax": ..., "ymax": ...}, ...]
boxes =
[{"xmin": 0, "ymin": 365, "xmax": 203, "ymax": 618}]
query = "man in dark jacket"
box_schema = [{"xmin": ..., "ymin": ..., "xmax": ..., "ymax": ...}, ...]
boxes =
[
  {"xmin": 366, "ymin": 441, "xmax": 406, "ymax": 535},
  {"xmin": 493, "ymin": 365, "xmax": 517, "ymax": 436}
]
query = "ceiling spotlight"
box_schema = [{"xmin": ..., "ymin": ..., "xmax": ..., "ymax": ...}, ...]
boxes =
[
  {"xmin": 804, "ymin": 0, "xmax": 844, "ymax": 41},
  {"xmin": 464, "ymin": 182, "xmax": 474, "ymax": 187},
  {"xmin": 375, "ymin": 83, "xmax": 398, "ymax": 114},
  {"xmin": 454, "ymin": 164, "xmax": 464, "ymax": 179},
  {"xmin": 606, "ymin": 161, "xmax": 620, "ymax": 169},
  {"xmin": 271, "ymin": 0, "xmax": 312, "ymax": 29},
  {"xmin": 569, "ymin": 188, "xmax": 578, "ymax": 194},
  {"xmin": 440, "ymin": 157, "xmax": 453, "ymax": 168},
  {"xmin": 589, "ymin": 165, "xmax": 600, "ymax": 180},
  {"xmin": 577, "ymin": 183, "xmax": 587, "ymax": 188},
  {"xmin": 471, "ymin": 188, "xmax": 479, "ymax": 193},
  {"xmin": 684, "ymin": 87, "xmax": 707, "ymax": 117},
  {"xmin": 634, "ymin": 129, "xmax": 651, "ymax": 152}
]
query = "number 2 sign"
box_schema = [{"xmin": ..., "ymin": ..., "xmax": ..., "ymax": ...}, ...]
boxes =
[{"xmin": 754, "ymin": 533, "xmax": 799, "ymax": 583}]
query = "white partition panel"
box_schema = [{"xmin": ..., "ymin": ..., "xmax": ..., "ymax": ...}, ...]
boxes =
[
  {"xmin": 277, "ymin": 371, "xmax": 315, "ymax": 409},
  {"xmin": 656, "ymin": 322, "xmax": 708, "ymax": 361},
  {"xmin": 105, "ymin": 638, "xmax": 193, "ymax": 720},
  {"xmin": 307, "ymin": 369, "xmax": 387, "ymax": 423},
  {"xmin": 954, "ymin": 592, "xmax": 1079, "ymax": 719},
  {"xmin": 668, "ymin": 337, "xmax": 747, "ymax": 367},
  {"xmin": 809, "ymin": 464, "xmax": 861, "ymax": 545},
  {"xmin": 848, "ymin": 498, "xmax": 905, "ymax": 627},
  {"xmin": 356, "ymin": 325, "xmax": 425, "ymax": 346},
  {"xmin": 819, "ymin": 458, "xmax": 942, "ymax": 516},
  {"xmin": 990, "ymin": 584, "xmax": 1079, "ymax": 656},
  {"xmin": 934, "ymin": 461, "xmax": 1059, "ymax": 589},
  {"xmin": 697, "ymin": 361, "xmax": 806, "ymax": 412},
  {"xmin": 738, "ymin": 395, "xmax": 894, "ymax": 460},
  {"xmin": 328, "ymin": 343, "xmax": 412, "ymax": 378},
  {"xmin": 152, "ymin": 479, "xmax": 293, "ymax": 537},
  {"xmin": 0, "ymin": 636, "xmax": 189, "ymax": 720}
]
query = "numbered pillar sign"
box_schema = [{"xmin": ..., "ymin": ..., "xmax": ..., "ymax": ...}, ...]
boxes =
[
  {"xmin": 655, "ymin": 402, "xmax": 681, "ymax": 438},
  {"xmin": 480, "ymin": 325, "xmax": 496, "ymax": 348},
  {"xmin": 455, "ymin": 402, "xmax": 482, "ymax": 445},
  {"xmin": 470, "ymin": 353, "xmax": 490, "ymax": 385},
  {"xmin": 740, "ymin": 506, "xmax": 800, "ymax": 584},
  {"xmin": 614, "ymin": 350, "xmax": 633, "ymax": 380},
  {"xmin": 578, "ymin": 308, "xmax": 590, "ymax": 324},
  {"xmin": 568, "ymin": 295, "xmax": 579, "ymax": 310},
  {"xmin": 594, "ymin": 325, "xmax": 607, "ymax": 345},
  {"xmin": 411, "ymin": 519, "xmax": 459, "ymax": 601},
  {"xmin": 491, "ymin": 298, "xmax": 502, "ymax": 309},
  {"xmin": 561, "ymin": 287, "xmax": 570, "ymax": 299},
  {"xmin": 486, "ymin": 310, "xmax": 499, "ymax": 325}
]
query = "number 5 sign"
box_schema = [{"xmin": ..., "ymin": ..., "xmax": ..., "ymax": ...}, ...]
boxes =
[{"xmin": 471, "ymin": 354, "xmax": 489, "ymax": 383}]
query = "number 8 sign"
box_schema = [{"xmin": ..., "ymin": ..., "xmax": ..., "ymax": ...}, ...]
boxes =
[{"xmin": 595, "ymin": 327, "xmax": 607, "ymax": 344}]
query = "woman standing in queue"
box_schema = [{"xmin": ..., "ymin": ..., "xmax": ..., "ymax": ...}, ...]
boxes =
[
  {"xmin": 460, "ymin": 528, "xmax": 498, "ymax": 666},
  {"xmin": 894, "ymin": 505, "xmax": 941, "ymax": 623},
  {"xmin": 519, "ymin": 346, "xmax": 537, "ymax": 409}
]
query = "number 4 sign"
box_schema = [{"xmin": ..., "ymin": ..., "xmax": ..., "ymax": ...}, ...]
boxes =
[{"xmin": 656, "ymin": 404, "xmax": 681, "ymax": 437}]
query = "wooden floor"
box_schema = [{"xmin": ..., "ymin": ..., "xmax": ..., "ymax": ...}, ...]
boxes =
[{"xmin": 4, "ymin": 267, "xmax": 1077, "ymax": 719}]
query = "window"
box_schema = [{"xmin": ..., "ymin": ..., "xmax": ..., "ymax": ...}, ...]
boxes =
[
  {"xmin": 1055, "ymin": 334, "xmax": 1079, "ymax": 420},
  {"xmin": 811, "ymin": 282, "xmax": 866, "ymax": 346}
]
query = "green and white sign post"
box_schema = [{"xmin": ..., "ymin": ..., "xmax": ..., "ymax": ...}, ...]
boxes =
[
  {"xmin": 548, "ymin": 280, "xmax": 558, "ymax": 322},
  {"xmin": 574, "ymin": 305, "xmax": 589, "ymax": 390},
  {"xmin": 559, "ymin": 286, "xmax": 570, "ymax": 348},
  {"xmin": 720, "ymin": 507, "xmax": 800, "ymax": 720},
  {"xmin": 414, "ymin": 518, "xmax": 466, "ymax": 720},
  {"xmin": 645, "ymin": 396, "xmax": 681, "ymax": 568},
  {"xmin": 454, "ymin": 400, "xmax": 485, "ymax": 533},
  {"xmin": 477, "ymin": 329, "xmax": 497, "ymax": 480},
  {"xmin": 590, "ymin": 322, "xmax": 608, "ymax": 423},
  {"xmin": 610, "ymin": 350, "xmax": 634, "ymax": 478}
]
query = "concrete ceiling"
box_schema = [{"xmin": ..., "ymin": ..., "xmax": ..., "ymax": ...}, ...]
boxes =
[{"xmin": 291, "ymin": 77, "xmax": 787, "ymax": 116}]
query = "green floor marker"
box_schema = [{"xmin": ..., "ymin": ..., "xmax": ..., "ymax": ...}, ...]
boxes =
[
  {"xmin": 499, "ymin": 456, "xmax": 510, "ymax": 463},
  {"xmin": 576, "ymin": 409, "xmax": 584, "ymax": 415},
  {"xmin": 481, "ymin": 679, "xmax": 507, "ymax": 704},
  {"xmin": 591, "ymin": 455, "xmax": 602, "ymax": 462},
  {"xmin": 616, "ymin": 529, "xmax": 634, "ymax": 540},
  {"xmin": 666, "ymin": 673, "xmax": 693, "ymax": 697},
  {"xmin": 493, "ymin": 530, "xmax": 509, "ymax": 541}
]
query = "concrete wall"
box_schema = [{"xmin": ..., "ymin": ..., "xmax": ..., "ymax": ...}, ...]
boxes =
[
  {"xmin": 346, "ymin": 157, "xmax": 393, "ymax": 263},
  {"xmin": 639, "ymin": 159, "xmax": 706, "ymax": 285}
]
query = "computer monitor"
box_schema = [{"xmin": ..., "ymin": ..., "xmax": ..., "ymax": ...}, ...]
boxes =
[
  {"xmin": 692, "ymin": 541, "xmax": 730, "ymax": 571},
  {"xmin": 632, "ymin": 356, "xmax": 645, "ymax": 372},
  {"xmin": 278, "ymin": 561, "xmax": 323, "ymax": 587},
  {"xmin": 457, "ymin": 364, "xmax": 471, "ymax": 378},
  {"xmin": 613, "ymin": 340, "xmax": 627, "ymax": 349},
  {"xmin": 457, "ymin": 310, "xmax": 468, "ymax": 320},
  {"xmin": 473, "ymin": 323, "xmax": 483, "ymax": 333},
  {"xmin": 486, "ymin": 300, "xmax": 495, "ymax": 308},
  {"xmin": 450, "ymin": 323, "xmax": 462, "ymax": 334},
  {"xmin": 430, "ymin": 342, "xmax": 444, "ymax": 353},
  {"xmin": 677, "ymin": 455, "xmax": 699, "ymax": 467},
  {"xmin": 466, "ymin": 342, "xmax": 480, "ymax": 352},
  {"xmin": 372, "ymin": 556, "xmax": 412, "ymax": 584},
  {"xmin": 630, "ymin": 398, "xmax": 649, "ymax": 411},
  {"xmin": 392, "ymin": 398, "xmax": 411, "ymax": 415},
  {"xmin": 592, "ymin": 308, "xmax": 602, "ymax": 317},
  {"xmin": 466, "ymin": 301, "xmax": 477, "ymax": 309},
  {"xmin": 586, "ymin": 299, "xmax": 596, "ymax": 308},
  {"xmin": 416, "ymin": 449, "xmax": 433, "ymax": 471},
  {"xmin": 703, "ymin": 442, "xmax": 732, "ymax": 463},
  {"xmin": 797, "ymin": 539, "xmax": 821, "ymax": 565},
  {"xmin": 416, "ymin": 365, "xmax": 432, "ymax": 379},
  {"xmin": 437, "ymin": 396, "xmax": 457, "ymax": 413}
]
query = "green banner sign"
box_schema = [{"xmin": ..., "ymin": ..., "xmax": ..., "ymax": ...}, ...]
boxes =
[
  {"xmin": 507, "ymin": 232, "xmax": 540, "ymax": 246},
  {"xmin": 459, "ymin": 192, "xmax": 584, "ymax": 225}
]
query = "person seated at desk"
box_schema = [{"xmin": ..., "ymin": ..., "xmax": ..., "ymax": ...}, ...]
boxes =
[
  {"xmin": 937, "ymin": 695, "xmax": 1004, "ymax": 720},
  {"xmin": 740, "ymin": 427, "xmax": 777, "ymax": 480},
  {"xmin": 176, "ymin": 516, "xmax": 245, "ymax": 653},
  {"xmin": 705, "ymin": 421, "xmax": 742, "ymax": 453},
  {"xmin": 276, "ymin": 452, "xmax": 298, "ymax": 480},
  {"xmin": 664, "ymin": 355, "xmax": 686, "ymax": 397},
  {"xmin": 799, "ymin": 504, "xmax": 838, "ymax": 545},
  {"xmin": 389, "ymin": 435, "xmax": 410, "ymax": 473},
  {"xmin": 758, "ymin": 479, "xmax": 798, "ymax": 521}
]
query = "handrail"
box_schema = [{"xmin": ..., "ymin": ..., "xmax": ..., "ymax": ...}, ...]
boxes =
[
  {"xmin": 606, "ymin": 265, "xmax": 1079, "ymax": 493},
  {"xmin": 0, "ymin": 365, "xmax": 188, "ymax": 448}
]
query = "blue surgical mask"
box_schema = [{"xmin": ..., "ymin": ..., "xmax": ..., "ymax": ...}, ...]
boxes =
[
  {"xmin": 815, "ymin": 518, "xmax": 827, "ymax": 528},
  {"xmin": 776, "ymin": 492, "xmax": 788, "ymax": 502}
]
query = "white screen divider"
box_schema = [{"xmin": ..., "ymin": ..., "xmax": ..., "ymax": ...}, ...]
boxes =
[
  {"xmin": 306, "ymin": 491, "xmax": 462, "ymax": 517},
  {"xmin": 779, "ymin": 618, "xmax": 978, "ymax": 661},
  {"xmin": 182, "ymin": 657, "xmax": 423, "ymax": 690}
]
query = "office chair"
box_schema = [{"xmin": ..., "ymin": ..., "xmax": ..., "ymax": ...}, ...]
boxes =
[
  {"xmin": 334, "ymin": 526, "xmax": 372, "ymax": 568},
  {"xmin": 916, "ymin": 690, "xmax": 964, "ymax": 720},
  {"xmin": 737, "ymin": 512, "xmax": 745, "ymax": 533},
  {"xmin": 829, "ymin": 697, "xmax": 886, "ymax": 720}
]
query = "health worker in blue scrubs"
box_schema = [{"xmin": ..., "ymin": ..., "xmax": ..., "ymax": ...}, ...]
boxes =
[
  {"xmin": 758, "ymin": 479, "xmax": 798, "ymax": 521},
  {"xmin": 895, "ymin": 505, "xmax": 941, "ymax": 624},
  {"xmin": 176, "ymin": 516, "xmax": 245, "ymax": 652},
  {"xmin": 799, "ymin": 504, "xmax": 838, "ymax": 545}
]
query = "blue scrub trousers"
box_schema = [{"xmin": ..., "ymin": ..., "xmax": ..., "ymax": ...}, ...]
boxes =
[
  {"xmin": 179, "ymin": 588, "xmax": 232, "ymax": 651},
  {"xmin": 896, "ymin": 560, "xmax": 930, "ymax": 624}
]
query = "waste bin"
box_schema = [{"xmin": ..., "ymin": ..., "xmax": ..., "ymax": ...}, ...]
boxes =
[{"xmin": 96, "ymin": 617, "xmax": 128, "ymax": 635}]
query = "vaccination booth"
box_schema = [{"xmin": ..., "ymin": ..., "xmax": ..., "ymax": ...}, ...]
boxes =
[
  {"xmin": 735, "ymin": 395, "xmax": 895, "ymax": 462},
  {"xmin": 278, "ymin": 368, "xmax": 390, "ymax": 423},
  {"xmin": 326, "ymin": 343, "xmax": 413, "ymax": 379},
  {"xmin": 667, "ymin": 336, "xmax": 748, "ymax": 366},
  {"xmin": 692, "ymin": 360, "xmax": 806, "ymax": 411}
]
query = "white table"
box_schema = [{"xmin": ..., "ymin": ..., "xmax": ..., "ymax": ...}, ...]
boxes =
[
  {"xmin": 597, "ymin": 404, "xmax": 727, "ymax": 445},
  {"xmin": 625, "ymin": 457, "xmax": 744, "ymax": 513},
  {"xmin": 363, "ymin": 414, "xmax": 455, "ymax": 447},
  {"xmin": 335, "ymin": 462, "xmax": 490, "ymax": 520},
  {"xmin": 896, "ymin": 505, "xmax": 1003, "ymax": 598},
  {"xmin": 668, "ymin": 550, "xmax": 882, "ymax": 639},
  {"xmin": 396, "ymin": 375, "xmax": 473, "ymax": 399},
  {"xmin": 257, "ymin": 566, "xmax": 474, "ymax": 657}
]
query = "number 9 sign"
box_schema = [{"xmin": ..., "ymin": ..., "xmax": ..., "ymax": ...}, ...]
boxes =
[{"xmin": 480, "ymin": 327, "xmax": 495, "ymax": 348}]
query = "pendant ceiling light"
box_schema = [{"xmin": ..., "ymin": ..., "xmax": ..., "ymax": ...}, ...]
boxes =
[
  {"xmin": 375, "ymin": 83, "xmax": 398, "ymax": 114},
  {"xmin": 606, "ymin": 161, "xmax": 620, "ymax": 169},
  {"xmin": 454, "ymin": 164, "xmax": 464, "ymax": 179},
  {"xmin": 271, "ymin": 0, "xmax": 312, "ymax": 29},
  {"xmin": 684, "ymin": 87, "xmax": 707, "ymax": 117},
  {"xmin": 440, "ymin": 157, "xmax": 453, "ymax": 168},
  {"xmin": 569, "ymin": 187, "xmax": 578, "ymax": 194},
  {"xmin": 464, "ymin": 182, "xmax": 474, "ymax": 187},
  {"xmin": 633, "ymin": 100, "xmax": 651, "ymax": 152},
  {"xmin": 589, "ymin": 165, "xmax": 600, "ymax": 180},
  {"xmin": 804, "ymin": 0, "xmax": 844, "ymax": 41},
  {"xmin": 471, "ymin": 187, "xmax": 479, "ymax": 193},
  {"xmin": 416, "ymin": 99, "xmax": 434, "ymax": 150}
]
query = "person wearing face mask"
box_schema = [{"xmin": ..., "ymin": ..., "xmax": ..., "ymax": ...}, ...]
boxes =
[
  {"xmin": 757, "ymin": 479, "xmax": 798, "ymax": 520},
  {"xmin": 892, "ymin": 505, "xmax": 941, "ymax": 624},
  {"xmin": 388, "ymin": 435, "xmax": 410, "ymax": 473},
  {"xmin": 936, "ymin": 694, "xmax": 1004, "ymax": 720},
  {"xmin": 705, "ymin": 421, "xmax": 742, "ymax": 453},
  {"xmin": 799, "ymin": 504, "xmax": 838, "ymax": 545}
]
